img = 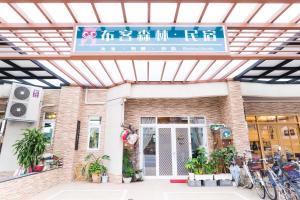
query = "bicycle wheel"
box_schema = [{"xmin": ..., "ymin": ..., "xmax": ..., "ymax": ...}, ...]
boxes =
[
  {"xmin": 284, "ymin": 182, "xmax": 299, "ymax": 200},
  {"xmin": 253, "ymin": 172, "xmax": 266, "ymax": 199},
  {"xmin": 241, "ymin": 168, "xmax": 254, "ymax": 189},
  {"xmin": 263, "ymin": 171, "xmax": 277, "ymax": 200}
]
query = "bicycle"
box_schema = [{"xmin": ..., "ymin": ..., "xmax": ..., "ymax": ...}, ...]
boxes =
[
  {"xmin": 263, "ymin": 148, "xmax": 300, "ymax": 200},
  {"xmin": 240, "ymin": 150, "xmax": 266, "ymax": 199}
]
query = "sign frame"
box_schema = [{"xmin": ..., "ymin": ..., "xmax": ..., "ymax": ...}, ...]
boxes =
[{"xmin": 72, "ymin": 24, "xmax": 229, "ymax": 55}]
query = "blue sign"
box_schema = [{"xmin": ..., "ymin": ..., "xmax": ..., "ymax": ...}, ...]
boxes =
[{"xmin": 73, "ymin": 25, "xmax": 228, "ymax": 53}]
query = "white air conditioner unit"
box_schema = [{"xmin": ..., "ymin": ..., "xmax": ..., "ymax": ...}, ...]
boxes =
[{"xmin": 5, "ymin": 83, "xmax": 43, "ymax": 122}]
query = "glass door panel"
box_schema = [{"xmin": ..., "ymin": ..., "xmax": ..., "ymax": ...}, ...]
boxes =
[
  {"xmin": 175, "ymin": 128, "xmax": 189, "ymax": 176},
  {"xmin": 190, "ymin": 127, "xmax": 204, "ymax": 158},
  {"xmin": 258, "ymin": 125, "xmax": 278, "ymax": 160},
  {"xmin": 142, "ymin": 127, "xmax": 156, "ymax": 176},
  {"xmin": 158, "ymin": 128, "xmax": 173, "ymax": 176}
]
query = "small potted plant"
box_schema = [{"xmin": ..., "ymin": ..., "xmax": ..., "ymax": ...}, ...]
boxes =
[
  {"xmin": 83, "ymin": 153, "xmax": 110, "ymax": 183},
  {"xmin": 123, "ymin": 165, "xmax": 134, "ymax": 183},
  {"xmin": 185, "ymin": 158, "xmax": 196, "ymax": 180},
  {"xmin": 202, "ymin": 160, "xmax": 217, "ymax": 186},
  {"xmin": 134, "ymin": 169, "xmax": 143, "ymax": 182},
  {"xmin": 102, "ymin": 171, "xmax": 109, "ymax": 183}
]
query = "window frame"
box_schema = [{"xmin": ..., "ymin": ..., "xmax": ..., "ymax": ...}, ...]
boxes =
[{"xmin": 87, "ymin": 116, "xmax": 102, "ymax": 151}]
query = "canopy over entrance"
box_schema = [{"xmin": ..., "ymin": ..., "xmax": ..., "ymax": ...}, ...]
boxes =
[{"xmin": 0, "ymin": 0, "xmax": 299, "ymax": 88}]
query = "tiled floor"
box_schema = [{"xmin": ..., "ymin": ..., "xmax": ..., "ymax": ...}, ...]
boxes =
[{"xmin": 30, "ymin": 180, "xmax": 261, "ymax": 200}]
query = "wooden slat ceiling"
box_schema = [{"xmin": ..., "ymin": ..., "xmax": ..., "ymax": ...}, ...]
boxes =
[{"xmin": 0, "ymin": 1, "xmax": 299, "ymax": 88}]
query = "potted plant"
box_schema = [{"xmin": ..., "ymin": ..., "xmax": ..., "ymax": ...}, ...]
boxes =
[
  {"xmin": 13, "ymin": 128, "xmax": 47, "ymax": 173},
  {"xmin": 123, "ymin": 165, "xmax": 134, "ymax": 183},
  {"xmin": 211, "ymin": 146, "xmax": 235, "ymax": 186},
  {"xmin": 202, "ymin": 160, "xmax": 217, "ymax": 186},
  {"xmin": 102, "ymin": 171, "xmax": 109, "ymax": 183},
  {"xmin": 122, "ymin": 149, "xmax": 134, "ymax": 183},
  {"xmin": 134, "ymin": 169, "xmax": 143, "ymax": 182},
  {"xmin": 83, "ymin": 153, "xmax": 110, "ymax": 183},
  {"xmin": 185, "ymin": 158, "xmax": 196, "ymax": 180}
]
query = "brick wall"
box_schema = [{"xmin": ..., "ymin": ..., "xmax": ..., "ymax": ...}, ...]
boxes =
[
  {"xmin": 220, "ymin": 81, "xmax": 250, "ymax": 153},
  {"xmin": 73, "ymin": 89, "xmax": 107, "ymax": 167},
  {"xmin": 124, "ymin": 97, "xmax": 224, "ymax": 167},
  {"xmin": 53, "ymin": 87, "xmax": 83, "ymax": 181},
  {"xmin": 244, "ymin": 102, "xmax": 300, "ymax": 116},
  {"xmin": 0, "ymin": 168, "xmax": 65, "ymax": 200}
]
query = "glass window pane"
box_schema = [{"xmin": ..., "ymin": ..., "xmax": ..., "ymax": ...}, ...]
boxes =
[
  {"xmin": 190, "ymin": 127, "xmax": 204, "ymax": 158},
  {"xmin": 143, "ymin": 127, "xmax": 156, "ymax": 176},
  {"xmin": 45, "ymin": 112, "xmax": 57, "ymax": 120},
  {"xmin": 246, "ymin": 116, "xmax": 256, "ymax": 123},
  {"xmin": 157, "ymin": 117, "xmax": 188, "ymax": 124},
  {"xmin": 190, "ymin": 117, "xmax": 205, "ymax": 124},
  {"xmin": 248, "ymin": 124, "xmax": 262, "ymax": 159},
  {"xmin": 141, "ymin": 117, "xmax": 156, "ymax": 124},
  {"xmin": 89, "ymin": 127, "xmax": 99, "ymax": 149},
  {"xmin": 277, "ymin": 115, "xmax": 297, "ymax": 123},
  {"xmin": 257, "ymin": 116, "xmax": 276, "ymax": 122},
  {"xmin": 89, "ymin": 116, "xmax": 101, "ymax": 126},
  {"xmin": 43, "ymin": 122, "xmax": 55, "ymax": 144}
]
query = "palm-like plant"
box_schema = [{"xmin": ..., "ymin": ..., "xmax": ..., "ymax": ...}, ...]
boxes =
[
  {"xmin": 83, "ymin": 153, "xmax": 110, "ymax": 178},
  {"xmin": 13, "ymin": 128, "xmax": 47, "ymax": 173}
]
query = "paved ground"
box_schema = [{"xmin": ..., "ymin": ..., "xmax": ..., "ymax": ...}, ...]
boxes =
[{"xmin": 30, "ymin": 180, "xmax": 261, "ymax": 200}]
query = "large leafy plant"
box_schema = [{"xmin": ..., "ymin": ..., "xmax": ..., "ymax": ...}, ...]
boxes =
[
  {"xmin": 13, "ymin": 128, "xmax": 47, "ymax": 172},
  {"xmin": 83, "ymin": 153, "xmax": 110, "ymax": 177}
]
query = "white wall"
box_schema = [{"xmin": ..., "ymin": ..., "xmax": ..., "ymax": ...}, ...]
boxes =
[
  {"xmin": 104, "ymin": 97, "xmax": 124, "ymax": 178},
  {"xmin": 241, "ymin": 82, "xmax": 300, "ymax": 97},
  {"xmin": 0, "ymin": 121, "xmax": 35, "ymax": 171},
  {"xmin": 130, "ymin": 82, "xmax": 228, "ymax": 98}
]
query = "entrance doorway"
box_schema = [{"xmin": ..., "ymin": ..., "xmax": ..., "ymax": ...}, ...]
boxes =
[{"xmin": 140, "ymin": 117, "xmax": 207, "ymax": 178}]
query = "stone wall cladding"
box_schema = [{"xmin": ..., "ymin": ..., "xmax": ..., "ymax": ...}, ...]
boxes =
[
  {"xmin": 0, "ymin": 168, "xmax": 65, "ymax": 200},
  {"xmin": 53, "ymin": 87, "xmax": 83, "ymax": 181},
  {"xmin": 244, "ymin": 102, "xmax": 300, "ymax": 115},
  {"xmin": 124, "ymin": 97, "xmax": 224, "ymax": 166},
  {"xmin": 220, "ymin": 81, "xmax": 250, "ymax": 153},
  {"xmin": 73, "ymin": 99, "xmax": 107, "ymax": 166}
]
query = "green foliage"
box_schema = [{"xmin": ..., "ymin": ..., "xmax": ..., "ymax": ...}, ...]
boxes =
[
  {"xmin": 13, "ymin": 128, "xmax": 47, "ymax": 172},
  {"xmin": 185, "ymin": 146, "xmax": 236, "ymax": 175},
  {"xmin": 210, "ymin": 146, "xmax": 237, "ymax": 173},
  {"xmin": 83, "ymin": 153, "xmax": 110, "ymax": 177},
  {"xmin": 122, "ymin": 149, "xmax": 134, "ymax": 178}
]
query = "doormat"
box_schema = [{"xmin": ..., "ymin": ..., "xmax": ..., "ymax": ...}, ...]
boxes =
[{"xmin": 170, "ymin": 179, "xmax": 187, "ymax": 183}]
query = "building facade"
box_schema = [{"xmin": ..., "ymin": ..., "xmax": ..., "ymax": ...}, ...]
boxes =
[{"xmin": 0, "ymin": 81, "xmax": 300, "ymax": 183}]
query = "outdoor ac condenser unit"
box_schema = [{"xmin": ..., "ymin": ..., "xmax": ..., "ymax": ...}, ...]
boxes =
[{"xmin": 5, "ymin": 83, "xmax": 43, "ymax": 122}]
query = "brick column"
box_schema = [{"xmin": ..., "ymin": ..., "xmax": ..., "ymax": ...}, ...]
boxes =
[
  {"xmin": 221, "ymin": 81, "xmax": 250, "ymax": 153},
  {"xmin": 53, "ymin": 86, "xmax": 82, "ymax": 181}
]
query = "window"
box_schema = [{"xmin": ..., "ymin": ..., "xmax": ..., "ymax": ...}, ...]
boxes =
[
  {"xmin": 42, "ymin": 112, "xmax": 56, "ymax": 144},
  {"xmin": 88, "ymin": 116, "xmax": 101, "ymax": 150}
]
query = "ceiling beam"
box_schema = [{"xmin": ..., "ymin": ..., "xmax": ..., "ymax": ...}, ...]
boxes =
[
  {"xmin": 0, "ymin": 53, "xmax": 300, "ymax": 60},
  {"xmin": 0, "ymin": 0, "xmax": 297, "ymax": 3},
  {"xmin": 0, "ymin": 23, "xmax": 299, "ymax": 30}
]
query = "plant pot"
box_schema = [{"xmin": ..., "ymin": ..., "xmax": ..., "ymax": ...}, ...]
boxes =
[
  {"xmin": 196, "ymin": 174, "xmax": 214, "ymax": 180},
  {"xmin": 102, "ymin": 175, "xmax": 108, "ymax": 183},
  {"xmin": 187, "ymin": 180, "xmax": 196, "ymax": 187},
  {"xmin": 92, "ymin": 173, "xmax": 101, "ymax": 183},
  {"xmin": 34, "ymin": 165, "xmax": 44, "ymax": 172},
  {"xmin": 214, "ymin": 173, "xmax": 233, "ymax": 181},
  {"xmin": 203, "ymin": 179, "xmax": 217, "ymax": 187},
  {"xmin": 188, "ymin": 173, "xmax": 195, "ymax": 180},
  {"xmin": 218, "ymin": 179, "xmax": 233, "ymax": 186},
  {"xmin": 123, "ymin": 177, "xmax": 132, "ymax": 184}
]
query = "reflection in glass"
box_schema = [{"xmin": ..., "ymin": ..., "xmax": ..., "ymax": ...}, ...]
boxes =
[
  {"xmin": 190, "ymin": 117, "xmax": 205, "ymax": 124},
  {"xmin": 190, "ymin": 127, "xmax": 204, "ymax": 158},
  {"xmin": 143, "ymin": 127, "xmax": 156, "ymax": 176},
  {"xmin": 158, "ymin": 117, "xmax": 188, "ymax": 124},
  {"xmin": 89, "ymin": 127, "xmax": 99, "ymax": 149}
]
